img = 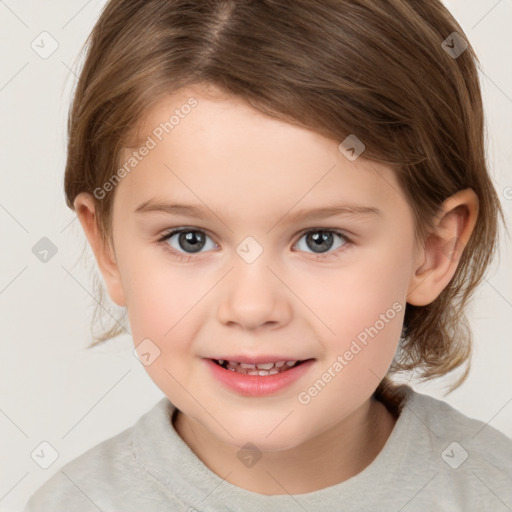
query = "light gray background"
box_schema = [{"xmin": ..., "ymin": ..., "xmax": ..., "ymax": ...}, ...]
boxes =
[{"xmin": 1, "ymin": 1, "xmax": 511, "ymax": 510}]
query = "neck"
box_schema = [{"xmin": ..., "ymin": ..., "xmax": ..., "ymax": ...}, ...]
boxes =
[{"xmin": 173, "ymin": 396, "xmax": 397, "ymax": 495}]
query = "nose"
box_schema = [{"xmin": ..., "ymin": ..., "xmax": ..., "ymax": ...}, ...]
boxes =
[{"xmin": 216, "ymin": 257, "xmax": 292, "ymax": 331}]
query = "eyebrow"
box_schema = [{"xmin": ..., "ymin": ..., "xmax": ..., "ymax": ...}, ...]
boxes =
[{"xmin": 134, "ymin": 200, "xmax": 381, "ymax": 223}]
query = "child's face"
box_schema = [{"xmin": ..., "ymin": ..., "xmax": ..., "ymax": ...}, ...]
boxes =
[{"xmin": 107, "ymin": 84, "xmax": 423, "ymax": 449}]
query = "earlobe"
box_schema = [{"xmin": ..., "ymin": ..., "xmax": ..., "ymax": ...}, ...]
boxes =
[
  {"xmin": 73, "ymin": 193, "xmax": 127, "ymax": 307},
  {"xmin": 407, "ymin": 188, "xmax": 479, "ymax": 306}
]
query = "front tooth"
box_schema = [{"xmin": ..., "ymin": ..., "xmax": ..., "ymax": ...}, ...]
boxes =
[
  {"xmin": 228, "ymin": 360, "xmax": 238, "ymax": 366},
  {"xmin": 269, "ymin": 368, "xmax": 279, "ymax": 375},
  {"xmin": 275, "ymin": 361, "xmax": 286, "ymax": 368},
  {"xmin": 240, "ymin": 362, "xmax": 257, "ymax": 369},
  {"xmin": 256, "ymin": 362, "xmax": 274, "ymax": 370},
  {"xmin": 286, "ymin": 360, "xmax": 297, "ymax": 367}
]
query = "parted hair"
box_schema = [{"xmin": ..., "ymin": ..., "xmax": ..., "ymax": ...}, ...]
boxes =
[{"xmin": 64, "ymin": 0, "xmax": 505, "ymax": 408}]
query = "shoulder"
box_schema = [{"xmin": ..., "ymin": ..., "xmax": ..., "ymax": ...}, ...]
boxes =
[
  {"xmin": 23, "ymin": 398, "xmax": 171, "ymax": 512},
  {"xmin": 397, "ymin": 386, "xmax": 512, "ymax": 510},
  {"xmin": 408, "ymin": 388, "xmax": 512, "ymax": 468},
  {"xmin": 23, "ymin": 426, "xmax": 138, "ymax": 511}
]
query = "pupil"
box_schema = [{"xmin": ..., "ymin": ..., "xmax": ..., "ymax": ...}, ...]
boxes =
[
  {"xmin": 179, "ymin": 231, "xmax": 205, "ymax": 253},
  {"xmin": 307, "ymin": 231, "xmax": 333, "ymax": 253}
]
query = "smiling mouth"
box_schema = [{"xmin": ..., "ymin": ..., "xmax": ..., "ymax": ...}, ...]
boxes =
[{"xmin": 211, "ymin": 359, "xmax": 310, "ymax": 376}]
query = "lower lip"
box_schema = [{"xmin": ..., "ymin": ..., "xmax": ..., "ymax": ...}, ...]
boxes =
[{"xmin": 204, "ymin": 358, "xmax": 315, "ymax": 396}]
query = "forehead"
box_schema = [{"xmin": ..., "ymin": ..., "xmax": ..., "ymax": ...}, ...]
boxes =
[{"xmin": 115, "ymin": 85, "xmax": 406, "ymax": 219}]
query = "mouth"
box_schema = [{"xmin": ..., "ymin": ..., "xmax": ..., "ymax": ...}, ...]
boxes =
[
  {"xmin": 206, "ymin": 357, "xmax": 316, "ymax": 396},
  {"xmin": 210, "ymin": 358, "xmax": 310, "ymax": 376}
]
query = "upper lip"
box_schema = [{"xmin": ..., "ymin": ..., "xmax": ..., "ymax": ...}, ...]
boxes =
[{"xmin": 208, "ymin": 355, "xmax": 313, "ymax": 364}]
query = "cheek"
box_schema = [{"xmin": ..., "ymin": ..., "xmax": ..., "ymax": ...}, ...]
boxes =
[
  {"xmin": 123, "ymin": 255, "xmax": 206, "ymax": 403},
  {"xmin": 306, "ymin": 245, "xmax": 410, "ymax": 374},
  {"xmin": 120, "ymin": 249, "xmax": 196, "ymax": 347},
  {"xmin": 315, "ymin": 264, "xmax": 406, "ymax": 338},
  {"xmin": 296, "ymin": 262, "xmax": 406, "ymax": 423}
]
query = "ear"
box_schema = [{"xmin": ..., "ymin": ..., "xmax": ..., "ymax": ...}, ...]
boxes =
[
  {"xmin": 73, "ymin": 192, "xmax": 127, "ymax": 307},
  {"xmin": 407, "ymin": 188, "xmax": 479, "ymax": 306}
]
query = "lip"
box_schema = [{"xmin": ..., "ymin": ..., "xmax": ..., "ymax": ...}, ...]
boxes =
[{"xmin": 204, "ymin": 358, "xmax": 315, "ymax": 396}]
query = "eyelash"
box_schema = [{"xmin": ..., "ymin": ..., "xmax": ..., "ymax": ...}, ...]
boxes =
[{"xmin": 157, "ymin": 227, "xmax": 353, "ymax": 262}]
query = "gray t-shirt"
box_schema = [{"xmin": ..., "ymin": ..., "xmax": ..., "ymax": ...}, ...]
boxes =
[{"xmin": 23, "ymin": 385, "xmax": 512, "ymax": 511}]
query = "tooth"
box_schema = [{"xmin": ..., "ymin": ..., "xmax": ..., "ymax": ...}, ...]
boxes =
[
  {"xmin": 221, "ymin": 359, "xmax": 299, "ymax": 375},
  {"xmin": 256, "ymin": 363, "xmax": 274, "ymax": 370}
]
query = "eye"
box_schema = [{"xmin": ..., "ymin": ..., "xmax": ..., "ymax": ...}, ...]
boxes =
[
  {"xmin": 293, "ymin": 229, "xmax": 349, "ymax": 255},
  {"xmin": 158, "ymin": 228, "xmax": 217, "ymax": 255},
  {"xmin": 157, "ymin": 227, "xmax": 351, "ymax": 260}
]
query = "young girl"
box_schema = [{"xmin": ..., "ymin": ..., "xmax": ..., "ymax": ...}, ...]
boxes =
[{"xmin": 24, "ymin": 0, "xmax": 511, "ymax": 510}]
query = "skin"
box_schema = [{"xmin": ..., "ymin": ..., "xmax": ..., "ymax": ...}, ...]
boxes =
[{"xmin": 74, "ymin": 83, "xmax": 478, "ymax": 495}]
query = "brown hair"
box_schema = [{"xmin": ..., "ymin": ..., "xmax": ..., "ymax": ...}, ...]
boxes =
[{"xmin": 64, "ymin": 0, "xmax": 506, "ymax": 403}]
